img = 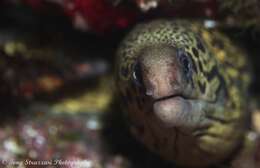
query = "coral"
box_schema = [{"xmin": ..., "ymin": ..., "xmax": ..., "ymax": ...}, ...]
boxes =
[{"xmin": 218, "ymin": 0, "xmax": 260, "ymax": 30}]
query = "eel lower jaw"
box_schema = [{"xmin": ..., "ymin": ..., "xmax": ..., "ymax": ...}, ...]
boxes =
[{"xmin": 153, "ymin": 95, "xmax": 211, "ymax": 128}]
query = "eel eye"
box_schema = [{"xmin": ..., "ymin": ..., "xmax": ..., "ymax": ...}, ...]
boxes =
[
  {"xmin": 177, "ymin": 50, "xmax": 192, "ymax": 78},
  {"xmin": 132, "ymin": 62, "xmax": 144, "ymax": 87}
]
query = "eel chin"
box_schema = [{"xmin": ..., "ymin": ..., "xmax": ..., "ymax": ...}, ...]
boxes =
[{"xmin": 153, "ymin": 96, "xmax": 210, "ymax": 128}]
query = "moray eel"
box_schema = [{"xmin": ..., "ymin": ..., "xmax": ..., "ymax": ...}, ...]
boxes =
[{"xmin": 116, "ymin": 20, "xmax": 252, "ymax": 167}]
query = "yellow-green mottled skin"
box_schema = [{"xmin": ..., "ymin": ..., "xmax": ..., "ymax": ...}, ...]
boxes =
[{"xmin": 116, "ymin": 20, "xmax": 251, "ymax": 167}]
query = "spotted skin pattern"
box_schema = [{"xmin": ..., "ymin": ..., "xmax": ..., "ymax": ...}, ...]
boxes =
[{"xmin": 116, "ymin": 20, "xmax": 251, "ymax": 167}]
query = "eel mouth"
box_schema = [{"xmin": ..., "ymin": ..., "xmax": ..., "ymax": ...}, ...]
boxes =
[
  {"xmin": 153, "ymin": 94, "xmax": 188, "ymax": 103},
  {"xmin": 152, "ymin": 93, "xmax": 210, "ymax": 129},
  {"xmin": 153, "ymin": 95, "xmax": 191, "ymax": 127}
]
